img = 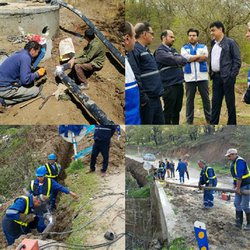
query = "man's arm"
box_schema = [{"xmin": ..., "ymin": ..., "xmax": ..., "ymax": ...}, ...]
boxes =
[
  {"xmin": 230, "ymin": 40, "xmax": 241, "ymax": 78},
  {"xmin": 20, "ymin": 55, "xmax": 39, "ymax": 85}
]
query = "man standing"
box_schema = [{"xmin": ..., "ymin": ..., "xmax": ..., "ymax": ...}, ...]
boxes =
[
  {"xmin": 176, "ymin": 159, "xmax": 187, "ymax": 183},
  {"xmin": 226, "ymin": 148, "xmax": 250, "ymax": 230},
  {"xmin": 124, "ymin": 21, "xmax": 141, "ymax": 124},
  {"xmin": 209, "ymin": 21, "xmax": 241, "ymax": 125},
  {"xmin": 128, "ymin": 22, "xmax": 164, "ymax": 124},
  {"xmin": 2, "ymin": 194, "xmax": 42, "ymax": 246},
  {"xmin": 181, "ymin": 28, "xmax": 211, "ymax": 124},
  {"xmin": 198, "ymin": 160, "xmax": 217, "ymax": 209},
  {"xmin": 0, "ymin": 41, "xmax": 45, "ymax": 109},
  {"xmin": 87, "ymin": 125, "xmax": 117, "ymax": 177},
  {"xmin": 155, "ymin": 30, "xmax": 187, "ymax": 124}
]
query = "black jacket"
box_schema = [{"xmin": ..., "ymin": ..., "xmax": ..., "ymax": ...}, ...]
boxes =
[
  {"xmin": 128, "ymin": 42, "xmax": 164, "ymax": 98},
  {"xmin": 154, "ymin": 44, "xmax": 187, "ymax": 88},
  {"xmin": 209, "ymin": 36, "xmax": 241, "ymax": 82}
]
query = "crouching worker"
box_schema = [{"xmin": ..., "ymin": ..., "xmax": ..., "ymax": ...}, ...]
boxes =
[
  {"xmin": 2, "ymin": 194, "xmax": 42, "ymax": 246},
  {"xmin": 0, "ymin": 41, "xmax": 46, "ymax": 110},
  {"xmin": 30, "ymin": 165, "xmax": 78, "ymax": 212},
  {"xmin": 198, "ymin": 160, "xmax": 217, "ymax": 209}
]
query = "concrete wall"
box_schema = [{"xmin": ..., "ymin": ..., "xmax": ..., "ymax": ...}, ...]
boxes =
[{"xmin": 0, "ymin": 3, "xmax": 59, "ymax": 38}]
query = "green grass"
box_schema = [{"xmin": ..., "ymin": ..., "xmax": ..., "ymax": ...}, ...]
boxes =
[
  {"xmin": 67, "ymin": 159, "xmax": 84, "ymax": 174},
  {"xmin": 168, "ymin": 238, "xmax": 193, "ymax": 250},
  {"xmin": 128, "ymin": 186, "xmax": 151, "ymax": 198}
]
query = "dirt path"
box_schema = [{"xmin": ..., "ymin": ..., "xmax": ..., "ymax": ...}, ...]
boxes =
[
  {"xmin": 0, "ymin": 0, "xmax": 124, "ymax": 125},
  {"xmin": 164, "ymin": 184, "xmax": 250, "ymax": 250}
]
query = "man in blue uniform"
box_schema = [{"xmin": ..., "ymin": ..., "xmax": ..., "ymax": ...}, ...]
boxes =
[
  {"xmin": 45, "ymin": 153, "xmax": 61, "ymax": 181},
  {"xmin": 198, "ymin": 160, "xmax": 217, "ymax": 209},
  {"xmin": 176, "ymin": 159, "xmax": 187, "ymax": 183},
  {"xmin": 2, "ymin": 194, "xmax": 42, "ymax": 245},
  {"xmin": 226, "ymin": 148, "xmax": 250, "ymax": 230},
  {"xmin": 87, "ymin": 125, "xmax": 117, "ymax": 177},
  {"xmin": 158, "ymin": 161, "xmax": 165, "ymax": 180}
]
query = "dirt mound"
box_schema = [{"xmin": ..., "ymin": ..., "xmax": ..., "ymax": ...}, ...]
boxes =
[{"xmin": 165, "ymin": 185, "xmax": 250, "ymax": 250}]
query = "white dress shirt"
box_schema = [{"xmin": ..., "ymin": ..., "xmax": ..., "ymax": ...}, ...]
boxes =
[{"xmin": 211, "ymin": 41, "xmax": 222, "ymax": 72}]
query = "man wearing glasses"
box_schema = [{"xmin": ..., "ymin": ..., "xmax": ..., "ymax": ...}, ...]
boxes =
[
  {"xmin": 225, "ymin": 148, "xmax": 250, "ymax": 230},
  {"xmin": 127, "ymin": 22, "xmax": 164, "ymax": 124}
]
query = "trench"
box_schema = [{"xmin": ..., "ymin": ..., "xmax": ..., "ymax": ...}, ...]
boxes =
[{"xmin": 126, "ymin": 157, "xmax": 170, "ymax": 250}]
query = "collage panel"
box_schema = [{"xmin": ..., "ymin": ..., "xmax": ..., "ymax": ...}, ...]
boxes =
[
  {"xmin": 125, "ymin": 0, "xmax": 250, "ymax": 125},
  {"xmin": 0, "ymin": 0, "xmax": 124, "ymax": 125},
  {"xmin": 0, "ymin": 125, "xmax": 125, "ymax": 249},
  {"xmin": 125, "ymin": 125, "xmax": 250, "ymax": 250}
]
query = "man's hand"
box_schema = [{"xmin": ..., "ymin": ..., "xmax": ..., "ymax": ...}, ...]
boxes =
[
  {"xmin": 36, "ymin": 68, "xmax": 46, "ymax": 77},
  {"xmin": 70, "ymin": 191, "xmax": 79, "ymax": 199},
  {"xmin": 19, "ymin": 213, "xmax": 35, "ymax": 223},
  {"xmin": 235, "ymin": 187, "xmax": 241, "ymax": 195},
  {"xmin": 197, "ymin": 55, "xmax": 207, "ymax": 62},
  {"xmin": 68, "ymin": 57, "xmax": 75, "ymax": 69}
]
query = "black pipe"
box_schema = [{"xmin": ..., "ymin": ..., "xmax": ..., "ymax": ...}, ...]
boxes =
[
  {"xmin": 50, "ymin": 0, "xmax": 125, "ymax": 67},
  {"xmin": 55, "ymin": 66, "xmax": 115, "ymax": 125}
]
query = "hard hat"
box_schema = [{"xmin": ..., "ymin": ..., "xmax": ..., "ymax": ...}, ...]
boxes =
[
  {"xmin": 48, "ymin": 153, "xmax": 57, "ymax": 160},
  {"xmin": 225, "ymin": 148, "xmax": 237, "ymax": 157},
  {"xmin": 36, "ymin": 165, "xmax": 46, "ymax": 177}
]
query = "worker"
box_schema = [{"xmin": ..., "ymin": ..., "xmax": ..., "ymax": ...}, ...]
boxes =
[
  {"xmin": 65, "ymin": 28, "xmax": 105, "ymax": 90},
  {"xmin": 198, "ymin": 160, "xmax": 217, "ymax": 209},
  {"xmin": 45, "ymin": 153, "xmax": 61, "ymax": 181},
  {"xmin": 2, "ymin": 194, "xmax": 42, "ymax": 246},
  {"xmin": 30, "ymin": 165, "xmax": 78, "ymax": 211},
  {"xmin": 226, "ymin": 148, "xmax": 250, "ymax": 230},
  {"xmin": 158, "ymin": 161, "xmax": 165, "ymax": 180},
  {"xmin": 0, "ymin": 41, "xmax": 46, "ymax": 110},
  {"xmin": 170, "ymin": 160, "xmax": 175, "ymax": 178},
  {"xmin": 165, "ymin": 159, "xmax": 171, "ymax": 178},
  {"xmin": 86, "ymin": 125, "xmax": 117, "ymax": 177},
  {"xmin": 176, "ymin": 159, "xmax": 187, "ymax": 183}
]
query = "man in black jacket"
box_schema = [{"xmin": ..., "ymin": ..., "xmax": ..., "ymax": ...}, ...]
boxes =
[
  {"xmin": 209, "ymin": 21, "xmax": 241, "ymax": 125},
  {"xmin": 155, "ymin": 30, "xmax": 187, "ymax": 124},
  {"xmin": 127, "ymin": 22, "xmax": 164, "ymax": 124}
]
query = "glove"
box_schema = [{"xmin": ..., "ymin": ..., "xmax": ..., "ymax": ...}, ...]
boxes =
[
  {"xmin": 36, "ymin": 67, "xmax": 46, "ymax": 77},
  {"xmin": 19, "ymin": 213, "xmax": 35, "ymax": 223}
]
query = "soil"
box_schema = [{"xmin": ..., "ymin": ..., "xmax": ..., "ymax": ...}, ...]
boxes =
[
  {"xmin": 164, "ymin": 184, "xmax": 250, "ymax": 250},
  {"xmin": 0, "ymin": 0, "xmax": 124, "ymax": 125}
]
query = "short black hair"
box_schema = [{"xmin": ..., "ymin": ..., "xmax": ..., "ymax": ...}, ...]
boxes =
[
  {"xmin": 209, "ymin": 21, "xmax": 225, "ymax": 33},
  {"xmin": 24, "ymin": 41, "xmax": 41, "ymax": 51},
  {"xmin": 160, "ymin": 30, "xmax": 168, "ymax": 41},
  {"xmin": 123, "ymin": 21, "xmax": 133, "ymax": 37},
  {"xmin": 187, "ymin": 28, "xmax": 199, "ymax": 36},
  {"xmin": 135, "ymin": 22, "xmax": 151, "ymax": 39},
  {"xmin": 84, "ymin": 28, "xmax": 95, "ymax": 40}
]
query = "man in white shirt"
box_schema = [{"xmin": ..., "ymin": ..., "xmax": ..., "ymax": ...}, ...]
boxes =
[{"xmin": 181, "ymin": 28, "xmax": 211, "ymax": 124}]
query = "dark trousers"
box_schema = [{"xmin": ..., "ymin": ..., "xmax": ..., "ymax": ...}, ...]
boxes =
[
  {"xmin": 140, "ymin": 97, "xmax": 164, "ymax": 124},
  {"xmin": 74, "ymin": 63, "xmax": 95, "ymax": 84},
  {"xmin": 185, "ymin": 80, "xmax": 211, "ymax": 124},
  {"xmin": 211, "ymin": 74, "xmax": 236, "ymax": 125},
  {"xmin": 90, "ymin": 140, "xmax": 110, "ymax": 172},
  {"xmin": 163, "ymin": 84, "xmax": 183, "ymax": 124}
]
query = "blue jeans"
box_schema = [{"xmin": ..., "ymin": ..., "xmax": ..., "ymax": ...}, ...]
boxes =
[
  {"xmin": 234, "ymin": 184, "xmax": 250, "ymax": 212},
  {"xmin": 179, "ymin": 172, "xmax": 185, "ymax": 183},
  {"xmin": 204, "ymin": 189, "xmax": 214, "ymax": 207}
]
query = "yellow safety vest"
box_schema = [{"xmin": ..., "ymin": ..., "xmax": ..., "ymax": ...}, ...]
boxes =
[
  {"xmin": 205, "ymin": 167, "xmax": 216, "ymax": 183},
  {"xmin": 14, "ymin": 196, "xmax": 29, "ymax": 227},
  {"xmin": 45, "ymin": 163, "xmax": 59, "ymax": 178},
  {"xmin": 30, "ymin": 178, "xmax": 52, "ymax": 197},
  {"xmin": 233, "ymin": 156, "xmax": 250, "ymax": 181}
]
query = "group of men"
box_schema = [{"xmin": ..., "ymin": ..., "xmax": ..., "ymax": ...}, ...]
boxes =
[
  {"xmin": 197, "ymin": 148, "xmax": 250, "ymax": 231},
  {"xmin": 125, "ymin": 20, "xmax": 250, "ymax": 125},
  {"xmin": 1, "ymin": 153, "xmax": 78, "ymax": 246},
  {"xmin": 0, "ymin": 28, "xmax": 105, "ymax": 112},
  {"xmin": 156, "ymin": 159, "xmax": 175, "ymax": 180}
]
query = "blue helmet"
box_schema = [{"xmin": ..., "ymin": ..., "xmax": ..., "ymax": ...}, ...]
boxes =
[
  {"xmin": 36, "ymin": 165, "xmax": 46, "ymax": 177},
  {"xmin": 48, "ymin": 153, "xmax": 57, "ymax": 160}
]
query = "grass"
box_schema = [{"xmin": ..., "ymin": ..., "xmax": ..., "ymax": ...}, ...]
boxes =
[
  {"xmin": 61, "ymin": 165, "xmax": 98, "ymax": 245},
  {"xmin": 128, "ymin": 185, "xmax": 151, "ymax": 198},
  {"xmin": 168, "ymin": 238, "xmax": 194, "ymax": 250}
]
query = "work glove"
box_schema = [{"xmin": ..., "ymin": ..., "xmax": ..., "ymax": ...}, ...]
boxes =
[
  {"xmin": 19, "ymin": 213, "xmax": 36, "ymax": 223},
  {"xmin": 36, "ymin": 67, "xmax": 46, "ymax": 77}
]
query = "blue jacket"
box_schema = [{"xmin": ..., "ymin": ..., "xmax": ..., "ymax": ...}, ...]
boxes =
[
  {"xmin": 154, "ymin": 44, "xmax": 187, "ymax": 88},
  {"xmin": 176, "ymin": 161, "xmax": 187, "ymax": 174},
  {"xmin": 128, "ymin": 42, "xmax": 164, "ymax": 98},
  {"xmin": 5, "ymin": 195, "xmax": 33, "ymax": 221},
  {"xmin": 94, "ymin": 125, "xmax": 117, "ymax": 142},
  {"xmin": 209, "ymin": 36, "xmax": 241, "ymax": 82},
  {"xmin": 199, "ymin": 166, "xmax": 217, "ymax": 186},
  {"xmin": 0, "ymin": 49, "xmax": 39, "ymax": 91},
  {"xmin": 30, "ymin": 178, "xmax": 70, "ymax": 197}
]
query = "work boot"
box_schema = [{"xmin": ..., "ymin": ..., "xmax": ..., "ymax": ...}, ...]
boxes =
[
  {"xmin": 235, "ymin": 211, "xmax": 243, "ymax": 229},
  {"xmin": 79, "ymin": 83, "xmax": 89, "ymax": 90},
  {"xmin": 86, "ymin": 169, "xmax": 95, "ymax": 174},
  {"xmin": 243, "ymin": 212, "xmax": 250, "ymax": 230}
]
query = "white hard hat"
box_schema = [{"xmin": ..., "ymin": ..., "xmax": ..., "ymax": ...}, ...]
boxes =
[{"xmin": 225, "ymin": 148, "xmax": 237, "ymax": 157}]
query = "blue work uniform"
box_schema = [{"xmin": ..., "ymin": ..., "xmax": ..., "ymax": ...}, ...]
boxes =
[
  {"xmin": 158, "ymin": 162, "xmax": 165, "ymax": 180},
  {"xmin": 2, "ymin": 195, "xmax": 38, "ymax": 246},
  {"xmin": 176, "ymin": 161, "xmax": 187, "ymax": 183},
  {"xmin": 90, "ymin": 125, "xmax": 117, "ymax": 173},
  {"xmin": 199, "ymin": 165, "xmax": 217, "ymax": 208},
  {"xmin": 230, "ymin": 156, "xmax": 250, "ymax": 213}
]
